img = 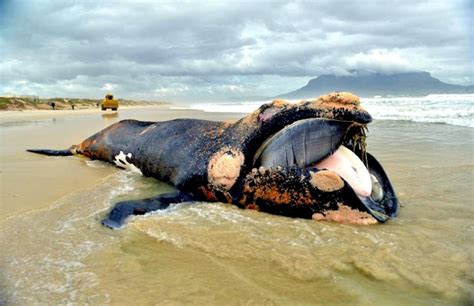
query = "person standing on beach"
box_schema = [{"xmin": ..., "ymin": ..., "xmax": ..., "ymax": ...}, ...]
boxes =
[{"xmin": 50, "ymin": 102, "xmax": 56, "ymax": 110}]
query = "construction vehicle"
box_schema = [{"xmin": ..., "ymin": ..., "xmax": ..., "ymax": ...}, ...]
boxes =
[{"xmin": 101, "ymin": 93, "xmax": 119, "ymax": 111}]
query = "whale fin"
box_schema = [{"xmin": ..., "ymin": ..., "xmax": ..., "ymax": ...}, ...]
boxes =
[
  {"xmin": 102, "ymin": 191, "xmax": 192, "ymax": 229},
  {"xmin": 27, "ymin": 149, "xmax": 73, "ymax": 156}
]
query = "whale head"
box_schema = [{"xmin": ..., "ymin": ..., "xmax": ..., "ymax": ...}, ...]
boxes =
[{"xmin": 206, "ymin": 92, "xmax": 399, "ymax": 224}]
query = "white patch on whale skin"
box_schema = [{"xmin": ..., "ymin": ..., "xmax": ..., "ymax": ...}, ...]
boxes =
[
  {"xmin": 113, "ymin": 151, "xmax": 143, "ymax": 174},
  {"xmin": 139, "ymin": 124, "xmax": 157, "ymax": 135}
]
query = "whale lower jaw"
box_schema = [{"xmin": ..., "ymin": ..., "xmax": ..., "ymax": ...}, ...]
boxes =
[{"xmin": 253, "ymin": 117, "xmax": 398, "ymax": 223}]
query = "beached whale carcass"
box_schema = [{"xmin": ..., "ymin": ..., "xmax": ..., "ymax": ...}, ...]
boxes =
[{"xmin": 28, "ymin": 92, "xmax": 399, "ymax": 228}]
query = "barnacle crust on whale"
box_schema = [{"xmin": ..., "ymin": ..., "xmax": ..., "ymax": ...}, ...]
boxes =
[
  {"xmin": 310, "ymin": 170, "xmax": 344, "ymax": 192},
  {"xmin": 313, "ymin": 91, "xmax": 362, "ymax": 110},
  {"xmin": 208, "ymin": 148, "xmax": 244, "ymax": 190},
  {"xmin": 312, "ymin": 204, "xmax": 377, "ymax": 225}
]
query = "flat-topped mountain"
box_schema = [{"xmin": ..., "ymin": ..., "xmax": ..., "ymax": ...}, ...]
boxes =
[{"xmin": 276, "ymin": 71, "xmax": 474, "ymax": 99}]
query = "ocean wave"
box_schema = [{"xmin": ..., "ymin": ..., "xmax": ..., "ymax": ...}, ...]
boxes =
[
  {"xmin": 363, "ymin": 94, "xmax": 474, "ymax": 128},
  {"xmin": 187, "ymin": 94, "xmax": 474, "ymax": 128}
]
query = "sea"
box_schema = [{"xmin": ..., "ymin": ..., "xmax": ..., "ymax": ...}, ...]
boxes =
[
  {"xmin": 0, "ymin": 94, "xmax": 473, "ymax": 305},
  {"xmin": 185, "ymin": 94, "xmax": 474, "ymax": 128}
]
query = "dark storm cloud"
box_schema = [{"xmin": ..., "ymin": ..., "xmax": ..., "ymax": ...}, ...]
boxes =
[{"xmin": 0, "ymin": 0, "xmax": 471, "ymax": 100}]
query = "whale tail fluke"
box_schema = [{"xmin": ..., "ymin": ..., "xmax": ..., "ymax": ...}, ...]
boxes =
[{"xmin": 27, "ymin": 149, "xmax": 73, "ymax": 156}]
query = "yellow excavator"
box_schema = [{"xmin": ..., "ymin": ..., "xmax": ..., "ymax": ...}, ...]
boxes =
[{"xmin": 101, "ymin": 93, "xmax": 119, "ymax": 111}]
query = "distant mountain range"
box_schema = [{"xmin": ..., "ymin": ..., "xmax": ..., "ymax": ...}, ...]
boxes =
[{"xmin": 275, "ymin": 71, "xmax": 474, "ymax": 99}]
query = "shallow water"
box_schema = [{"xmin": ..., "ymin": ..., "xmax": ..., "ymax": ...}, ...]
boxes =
[{"xmin": 0, "ymin": 109, "xmax": 473, "ymax": 305}]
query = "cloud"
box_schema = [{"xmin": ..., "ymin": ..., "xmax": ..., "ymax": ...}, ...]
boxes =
[
  {"xmin": 0, "ymin": 0, "xmax": 472, "ymax": 101},
  {"xmin": 101, "ymin": 83, "xmax": 116, "ymax": 91},
  {"xmin": 344, "ymin": 49, "xmax": 413, "ymax": 74}
]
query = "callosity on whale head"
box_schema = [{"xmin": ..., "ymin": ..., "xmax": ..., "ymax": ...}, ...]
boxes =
[{"xmin": 204, "ymin": 92, "xmax": 399, "ymax": 224}]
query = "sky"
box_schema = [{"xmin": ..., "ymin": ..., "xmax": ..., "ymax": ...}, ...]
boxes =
[{"xmin": 0, "ymin": 0, "xmax": 472, "ymax": 102}]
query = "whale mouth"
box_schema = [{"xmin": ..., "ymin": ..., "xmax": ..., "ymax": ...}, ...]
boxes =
[{"xmin": 253, "ymin": 118, "xmax": 398, "ymax": 222}]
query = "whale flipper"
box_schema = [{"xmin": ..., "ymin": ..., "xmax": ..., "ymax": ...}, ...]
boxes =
[{"xmin": 101, "ymin": 191, "xmax": 192, "ymax": 229}]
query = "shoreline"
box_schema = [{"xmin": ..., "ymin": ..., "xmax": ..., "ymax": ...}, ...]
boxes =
[{"xmin": 0, "ymin": 104, "xmax": 172, "ymax": 123}]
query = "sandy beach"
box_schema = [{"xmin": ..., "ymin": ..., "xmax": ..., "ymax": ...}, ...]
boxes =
[
  {"xmin": 0, "ymin": 106, "xmax": 473, "ymax": 305},
  {"xmin": 0, "ymin": 104, "xmax": 169, "ymax": 122}
]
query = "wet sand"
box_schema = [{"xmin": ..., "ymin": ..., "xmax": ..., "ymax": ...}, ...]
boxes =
[{"xmin": 0, "ymin": 107, "xmax": 473, "ymax": 305}]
